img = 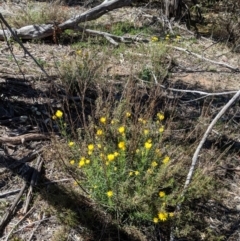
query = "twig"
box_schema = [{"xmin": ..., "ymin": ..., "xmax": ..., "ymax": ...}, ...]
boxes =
[
  {"xmin": 182, "ymin": 89, "xmax": 240, "ymax": 193},
  {"xmin": 23, "ymin": 156, "xmax": 43, "ymax": 214},
  {"xmin": 0, "ymin": 13, "xmax": 49, "ymax": 77},
  {"xmin": 4, "ymin": 206, "xmax": 35, "ymax": 241},
  {"xmin": 27, "ymin": 214, "xmax": 46, "ymax": 241},
  {"xmin": 0, "ymin": 181, "xmax": 28, "ymax": 233},
  {"xmin": 0, "ymin": 189, "xmax": 21, "ymax": 198},
  {"xmin": 168, "ymin": 45, "xmax": 240, "ymax": 71},
  {"xmin": 0, "ymin": 133, "xmax": 49, "ymax": 144},
  {"xmin": 170, "ymin": 88, "xmax": 240, "ymax": 241}
]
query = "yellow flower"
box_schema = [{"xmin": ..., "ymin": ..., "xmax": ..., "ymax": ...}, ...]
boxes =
[
  {"xmin": 97, "ymin": 143, "xmax": 102, "ymax": 149},
  {"xmin": 96, "ymin": 129, "xmax": 103, "ymax": 136},
  {"xmin": 100, "ymin": 117, "xmax": 106, "ymax": 124},
  {"xmin": 107, "ymin": 154, "xmax": 115, "ymax": 161},
  {"xmin": 151, "ymin": 36, "xmax": 159, "ymax": 42},
  {"xmin": 159, "ymin": 126, "xmax": 164, "ymax": 133},
  {"xmin": 153, "ymin": 217, "xmax": 159, "ymax": 223},
  {"xmin": 138, "ymin": 118, "xmax": 146, "ymax": 124},
  {"xmin": 126, "ymin": 112, "xmax": 131, "ymax": 117},
  {"xmin": 118, "ymin": 126, "xmax": 125, "ymax": 134},
  {"xmin": 78, "ymin": 158, "xmax": 85, "ymax": 167},
  {"xmin": 159, "ymin": 191, "xmax": 166, "ymax": 198},
  {"xmin": 114, "ymin": 152, "xmax": 119, "ymax": 157},
  {"xmin": 147, "ymin": 168, "xmax": 153, "ymax": 174},
  {"xmin": 135, "ymin": 171, "xmax": 140, "ymax": 176},
  {"xmin": 144, "ymin": 142, "xmax": 152, "ymax": 149},
  {"xmin": 85, "ymin": 159, "xmax": 90, "ymax": 164},
  {"xmin": 106, "ymin": 190, "xmax": 113, "ymax": 198},
  {"xmin": 135, "ymin": 149, "xmax": 140, "ymax": 154},
  {"xmin": 68, "ymin": 141, "xmax": 75, "ymax": 147},
  {"xmin": 158, "ymin": 211, "xmax": 168, "ymax": 221},
  {"xmin": 69, "ymin": 160, "xmax": 75, "ymax": 165},
  {"xmin": 144, "ymin": 129, "xmax": 149, "ymax": 135},
  {"xmin": 169, "ymin": 212, "xmax": 174, "ymax": 217},
  {"xmin": 147, "ymin": 139, "xmax": 152, "ymax": 143},
  {"xmin": 129, "ymin": 171, "xmax": 133, "ymax": 176},
  {"xmin": 151, "ymin": 161, "xmax": 158, "ymax": 167},
  {"xmin": 157, "ymin": 113, "xmax": 164, "ymax": 121},
  {"xmin": 52, "ymin": 115, "xmax": 57, "ymax": 120},
  {"xmin": 118, "ymin": 141, "xmax": 126, "ymax": 150},
  {"xmin": 88, "ymin": 144, "xmax": 94, "ymax": 151},
  {"xmin": 55, "ymin": 110, "xmax": 63, "ymax": 118},
  {"xmin": 162, "ymin": 156, "xmax": 170, "ymax": 164}
]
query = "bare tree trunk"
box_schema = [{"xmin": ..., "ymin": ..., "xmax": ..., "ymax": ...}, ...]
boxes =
[{"xmin": 165, "ymin": 0, "xmax": 182, "ymax": 20}]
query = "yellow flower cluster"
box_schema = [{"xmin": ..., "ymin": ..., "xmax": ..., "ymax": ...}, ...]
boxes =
[
  {"xmin": 153, "ymin": 211, "xmax": 174, "ymax": 223},
  {"xmin": 52, "ymin": 110, "xmax": 63, "ymax": 120},
  {"xmin": 151, "ymin": 36, "xmax": 159, "ymax": 42}
]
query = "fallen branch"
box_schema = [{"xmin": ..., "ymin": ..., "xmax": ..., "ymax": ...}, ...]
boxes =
[
  {"xmin": 183, "ymin": 88, "xmax": 240, "ymax": 192},
  {"xmin": 0, "ymin": 0, "xmax": 132, "ymax": 40},
  {"xmin": 4, "ymin": 206, "xmax": 35, "ymax": 241},
  {"xmin": 0, "ymin": 181, "xmax": 28, "ymax": 234},
  {"xmin": 168, "ymin": 45, "xmax": 240, "ymax": 72},
  {"xmin": 0, "ymin": 133, "xmax": 49, "ymax": 144},
  {"xmin": 23, "ymin": 156, "xmax": 43, "ymax": 214}
]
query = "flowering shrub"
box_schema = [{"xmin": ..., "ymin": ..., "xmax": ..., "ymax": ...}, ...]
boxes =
[{"xmin": 64, "ymin": 108, "xmax": 179, "ymax": 225}]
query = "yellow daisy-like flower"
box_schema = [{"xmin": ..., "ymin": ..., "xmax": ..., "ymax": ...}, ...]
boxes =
[
  {"xmin": 151, "ymin": 36, "xmax": 159, "ymax": 42},
  {"xmin": 162, "ymin": 156, "xmax": 170, "ymax": 164},
  {"xmin": 96, "ymin": 129, "xmax": 103, "ymax": 136},
  {"xmin": 114, "ymin": 152, "xmax": 119, "ymax": 157},
  {"xmin": 151, "ymin": 161, "xmax": 158, "ymax": 167},
  {"xmin": 85, "ymin": 159, "xmax": 90, "ymax": 164},
  {"xmin": 100, "ymin": 117, "xmax": 106, "ymax": 124},
  {"xmin": 159, "ymin": 126, "xmax": 164, "ymax": 133},
  {"xmin": 106, "ymin": 190, "xmax": 113, "ymax": 198},
  {"xmin": 158, "ymin": 211, "xmax": 168, "ymax": 221},
  {"xmin": 52, "ymin": 115, "xmax": 57, "ymax": 120},
  {"xmin": 118, "ymin": 126, "xmax": 125, "ymax": 134},
  {"xmin": 107, "ymin": 154, "xmax": 115, "ymax": 161},
  {"xmin": 144, "ymin": 129, "xmax": 149, "ymax": 135},
  {"xmin": 135, "ymin": 171, "xmax": 140, "ymax": 176},
  {"xmin": 129, "ymin": 171, "xmax": 134, "ymax": 176},
  {"xmin": 126, "ymin": 112, "xmax": 131, "ymax": 118},
  {"xmin": 157, "ymin": 113, "xmax": 164, "ymax": 121},
  {"xmin": 159, "ymin": 191, "xmax": 166, "ymax": 198},
  {"xmin": 97, "ymin": 143, "xmax": 102, "ymax": 149},
  {"xmin": 68, "ymin": 141, "xmax": 75, "ymax": 147},
  {"xmin": 118, "ymin": 141, "xmax": 126, "ymax": 150},
  {"xmin": 147, "ymin": 168, "xmax": 153, "ymax": 174},
  {"xmin": 55, "ymin": 110, "xmax": 63, "ymax": 118},
  {"xmin": 88, "ymin": 144, "xmax": 94, "ymax": 151},
  {"xmin": 144, "ymin": 142, "xmax": 152, "ymax": 149},
  {"xmin": 69, "ymin": 160, "xmax": 75, "ymax": 165},
  {"xmin": 153, "ymin": 217, "xmax": 159, "ymax": 223},
  {"xmin": 78, "ymin": 158, "xmax": 85, "ymax": 167}
]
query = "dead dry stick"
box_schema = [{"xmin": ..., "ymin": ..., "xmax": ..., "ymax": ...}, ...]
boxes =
[
  {"xmin": 168, "ymin": 45, "xmax": 240, "ymax": 71},
  {"xmin": 23, "ymin": 156, "xmax": 43, "ymax": 214},
  {"xmin": 0, "ymin": 133, "xmax": 49, "ymax": 144},
  {"xmin": 0, "ymin": 181, "xmax": 28, "ymax": 233},
  {"xmin": 0, "ymin": 13, "xmax": 49, "ymax": 77},
  {"xmin": 4, "ymin": 206, "xmax": 35, "ymax": 241},
  {"xmin": 183, "ymin": 89, "xmax": 240, "ymax": 192}
]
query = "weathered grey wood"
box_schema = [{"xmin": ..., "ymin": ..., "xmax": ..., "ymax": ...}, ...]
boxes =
[{"xmin": 0, "ymin": 0, "xmax": 131, "ymax": 40}]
